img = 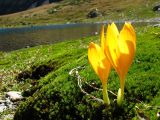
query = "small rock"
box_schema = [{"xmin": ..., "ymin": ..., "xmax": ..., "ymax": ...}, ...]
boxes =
[
  {"xmin": 0, "ymin": 103, "xmax": 7, "ymax": 112},
  {"xmin": 6, "ymin": 91, "xmax": 23, "ymax": 102},
  {"xmin": 66, "ymin": 22, "xmax": 70, "ymax": 24},
  {"xmin": 153, "ymin": 24, "xmax": 160, "ymax": 27},
  {"xmin": 0, "ymin": 100, "xmax": 6, "ymax": 104},
  {"xmin": 25, "ymin": 45, "xmax": 31, "ymax": 48},
  {"xmin": 157, "ymin": 112, "xmax": 160, "ymax": 118},
  {"xmin": 94, "ymin": 32, "xmax": 98, "ymax": 35},
  {"xmin": 4, "ymin": 114, "xmax": 14, "ymax": 120},
  {"xmin": 87, "ymin": 8, "xmax": 102, "ymax": 18},
  {"xmin": 153, "ymin": 5, "xmax": 160, "ymax": 11}
]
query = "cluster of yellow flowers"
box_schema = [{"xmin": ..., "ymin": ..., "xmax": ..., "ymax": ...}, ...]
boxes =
[{"xmin": 88, "ymin": 22, "xmax": 136, "ymax": 106}]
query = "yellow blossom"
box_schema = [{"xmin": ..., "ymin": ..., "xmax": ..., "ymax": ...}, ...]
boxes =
[
  {"xmin": 88, "ymin": 25, "xmax": 111, "ymax": 105},
  {"xmin": 104, "ymin": 22, "xmax": 136, "ymax": 106}
]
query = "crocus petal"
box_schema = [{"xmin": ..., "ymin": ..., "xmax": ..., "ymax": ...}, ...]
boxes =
[
  {"xmin": 118, "ymin": 22, "xmax": 136, "ymax": 80},
  {"xmin": 88, "ymin": 42, "xmax": 111, "ymax": 84},
  {"xmin": 100, "ymin": 25, "xmax": 105, "ymax": 51},
  {"xmin": 124, "ymin": 22, "xmax": 136, "ymax": 49},
  {"xmin": 97, "ymin": 57, "xmax": 111, "ymax": 85},
  {"xmin": 105, "ymin": 23, "xmax": 120, "ymax": 74},
  {"xmin": 88, "ymin": 42, "xmax": 101, "ymax": 75}
]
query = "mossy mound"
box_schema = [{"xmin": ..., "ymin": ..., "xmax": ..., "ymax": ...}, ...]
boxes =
[{"xmin": 14, "ymin": 68, "xmax": 135, "ymax": 120}]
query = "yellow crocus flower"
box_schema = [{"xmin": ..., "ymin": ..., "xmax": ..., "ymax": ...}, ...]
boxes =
[
  {"xmin": 104, "ymin": 22, "xmax": 136, "ymax": 106},
  {"xmin": 88, "ymin": 25, "xmax": 111, "ymax": 105}
]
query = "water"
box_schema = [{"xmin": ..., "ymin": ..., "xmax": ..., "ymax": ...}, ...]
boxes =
[
  {"xmin": 0, "ymin": 20, "xmax": 159, "ymax": 52},
  {"xmin": 0, "ymin": 23, "xmax": 101, "ymax": 51}
]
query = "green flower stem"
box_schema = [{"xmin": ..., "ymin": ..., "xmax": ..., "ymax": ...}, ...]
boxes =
[
  {"xmin": 102, "ymin": 84, "xmax": 110, "ymax": 106},
  {"xmin": 117, "ymin": 88, "xmax": 124, "ymax": 106},
  {"xmin": 117, "ymin": 79, "xmax": 125, "ymax": 106}
]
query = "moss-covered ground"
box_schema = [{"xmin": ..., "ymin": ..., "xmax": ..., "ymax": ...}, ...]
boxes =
[{"xmin": 0, "ymin": 25, "xmax": 160, "ymax": 119}]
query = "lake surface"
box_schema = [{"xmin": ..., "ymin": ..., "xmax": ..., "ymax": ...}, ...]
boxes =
[
  {"xmin": 0, "ymin": 23, "xmax": 101, "ymax": 51},
  {"xmin": 0, "ymin": 20, "xmax": 159, "ymax": 51}
]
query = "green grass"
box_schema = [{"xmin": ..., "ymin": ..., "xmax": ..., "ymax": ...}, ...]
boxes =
[{"xmin": 0, "ymin": 26, "xmax": 160, "ymax": 119}]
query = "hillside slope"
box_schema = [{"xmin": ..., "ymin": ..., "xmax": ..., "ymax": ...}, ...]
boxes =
[
  {"xmin": 0, "ymin": 0, "xmax": 58, "ymax": 15},
  {"xmin": 0, "ymin": 0, "xmax": 159, "ymax": 27}
]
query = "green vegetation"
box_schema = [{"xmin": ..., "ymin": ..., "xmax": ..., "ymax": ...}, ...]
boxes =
[
  {"xmin": 0, "ymin": 26, "xmax": 160, "ymax": 119},
  {"xmin": 0, "ymin": 0, "xmax": 159, "ymax": 27}
]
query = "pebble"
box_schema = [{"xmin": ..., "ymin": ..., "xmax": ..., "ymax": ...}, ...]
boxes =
[
  {"xmin": 3, "ymin": 114, "xmax": 14, "ymax": 120},
  {"xmin": 6, "ymin": 91, "xmax": 23, "ymax": 102},
  {"xmin": 0, "ymin": 91, "xmax": 23, "ymax": 113},
  {"xmin": 0, "ymin": 103, "xmax": 7, "ymax": 112},
  {"xmin": 153, "ymin": 24, "xmax": 160, "ymax": 27}
]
